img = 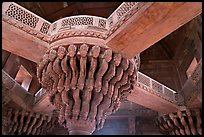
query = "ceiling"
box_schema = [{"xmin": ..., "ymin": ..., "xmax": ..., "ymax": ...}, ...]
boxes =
[{"xmin": 17, "ymin": 2, "xmax": 122, "ymax": 22}]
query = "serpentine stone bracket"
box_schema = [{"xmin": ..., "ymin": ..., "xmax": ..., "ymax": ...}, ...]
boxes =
[
  {"xmin": 2, "ymin": 108, "xmax": 56, "ymax": 135},
  {"xmin": 37, "ymin": 43, "xmax": 140, "ymax": 134},
  {"xmin": 155, "ymin": 109, "xmax": 202, "ymax": 135}
]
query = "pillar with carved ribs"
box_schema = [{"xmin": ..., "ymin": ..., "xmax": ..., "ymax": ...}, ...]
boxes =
[
  {"xmin": 155, "ymin": 109, "xmax": 202, "ymax": 135},
  {"xmin": 37, "ymin": 43, "xmax": 140, "ymax": 134}
]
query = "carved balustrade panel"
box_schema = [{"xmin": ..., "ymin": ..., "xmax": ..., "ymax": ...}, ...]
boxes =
[{"xmin": 136, "ymin": 71, "xmax": 180, "ymax": 104}]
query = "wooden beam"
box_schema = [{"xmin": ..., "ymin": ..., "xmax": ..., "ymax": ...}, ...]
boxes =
[
  {"xmin": 2, "ymin": 21, "xmax": 49, "ymax": 63},
  {"xmin": 106, "ymin": 2, "xmax": 202, "ymax": 58}
]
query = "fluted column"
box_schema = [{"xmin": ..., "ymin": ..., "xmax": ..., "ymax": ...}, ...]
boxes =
[{"xmin": 37, "ymin": 44, "xmax": 140, "ymax": 134}]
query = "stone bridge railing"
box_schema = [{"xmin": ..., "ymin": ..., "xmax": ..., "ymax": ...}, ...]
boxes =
[
  {"xmin": 2, "ymin": 2, "xmax": 51, "ymax": 35},
  {"xmin": 2, "ymin": 2, "xmax": 51, "ymax": 42},
  {"xmin": 136, "ymin": 72, "xmax": 179, "ymax": 104}
]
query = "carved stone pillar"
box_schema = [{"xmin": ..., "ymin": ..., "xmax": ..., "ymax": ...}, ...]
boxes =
[
  {"xmin": 2, "ymin": 108, "xmax": 56, "ymax": 135},
  {"xmin": 155, "ymin": 109, "xmax": 202, "ymax": 135},
  {"xmin": 37, "ymin": 44, "xmax": 140, "ymax": 134},
  {"xmin": 37, "ymin": 35, "xmax": 140, "ymax": 134}
]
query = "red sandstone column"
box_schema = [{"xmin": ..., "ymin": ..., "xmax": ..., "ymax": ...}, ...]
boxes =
[{"xmin": 37, "ymin": 44, "xmax": 140, "ymax": 134}]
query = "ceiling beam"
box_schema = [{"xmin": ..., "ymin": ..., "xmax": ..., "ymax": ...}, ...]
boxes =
[
  {"xmin": 127, "ymin": 86, "xmax": 180, "ymax": 114},
  {"xmin": 2, "ymin": 21, "xmax": 49, "ymax": 63},
  {"xmin": 106, "ymin": 2, "xmax": 202, "ymax": 58}
]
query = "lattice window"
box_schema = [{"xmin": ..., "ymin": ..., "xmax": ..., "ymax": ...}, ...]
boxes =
[
  {"xmin": 164, "ymin": 87, "xmax": 174, "ymax": 98},
  {"xmin": 152, "ymin": 80, "xmax": 163, "ymax": 93},
  {"xmin": 5, "ymin": 4, "xmax": 39, "ymax": 28},
  {"xmin": 138, "ymin": 73, "xmax": 150, "ymax": 87},
  {"xmin": 61, "ymin": 17, "xmax": 94, "ymax": 28},
  {"xmin": 40, "ymin": 22, "xmax": 50, "ymax": 34},
  {"xmin": 116, "ymin": 2, "xmax": 137, "ymax": 20},
  {"xmin": 98, "ymin": 19, "xmax": 106, "ymax": 29}
]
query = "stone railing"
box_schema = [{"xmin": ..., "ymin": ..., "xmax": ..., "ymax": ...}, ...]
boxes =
[
  {"xmin": 136, "ymin": 71, "xmax": 178, "ymax": 104},
  {"xmin": 48, "ymin": 15, "xmax": 108, "ymax": 35},
  {"xmin": 107, "ymin": 2, "xmax": 138, "ymax": 29},
  {"xmin": 2, "ymin": 2, "xmax": 51, "ymax": 35}
]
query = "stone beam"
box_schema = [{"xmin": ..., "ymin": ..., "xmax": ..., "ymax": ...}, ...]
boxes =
[
  {"xmin": 2, "ymin": 69, "xmax": 35, "ymax": 111},
  {"xmin": 2, "ymin": 21, "xmax": 49, "ymax": 63},
  {"xmin": 106, "ymin": 2, "xmax": 202, "ymax": 58},
  {"xmin": 127, "ymin": 86, "xmax": 180, "ymax": 114},
  {"xmin": 126, "ymin": 72, "xmax": 183, "ymax": 114}
]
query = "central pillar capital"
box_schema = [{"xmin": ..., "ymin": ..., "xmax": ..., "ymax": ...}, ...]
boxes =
[{"xmin": 37, "ymin": 19, "xmax": 140, "ymax": 134}]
